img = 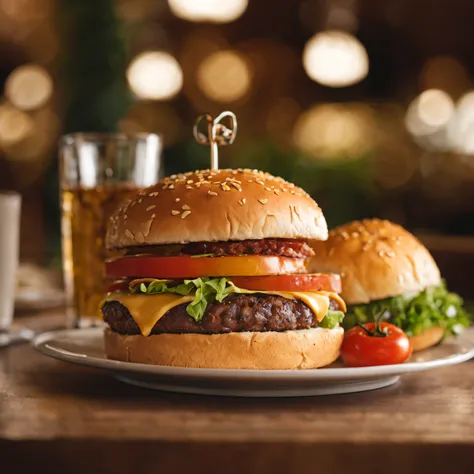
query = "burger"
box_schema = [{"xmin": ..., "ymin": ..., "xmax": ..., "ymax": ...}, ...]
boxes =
[
  {"xmin": 310, "ymin": 218, "xmax": 470, "ymax": 352},
  {"xmin": 101, "ymin": 168, "xmax": 346, "ymax": 369}
]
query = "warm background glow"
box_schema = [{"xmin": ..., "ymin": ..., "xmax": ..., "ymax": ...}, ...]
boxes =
[
  {"xmin": 197, "ymin": 50, "xmax": 252, "ymax": 102},
  {"xmin": 168, "ymin": 0, "xmax": 248, "ymax": 23},
  {"xmin": 0, "ymin": 104, "xmax": 33, "ymax": 145},
  {"xmin": 293, "ymin": 104, "xmax": 374, "ymax": 159},
  {"xmin": 303, "ymin": 31, "xmax": 369, "ymax": 87},
  {"xmin": 5, "ymin": 65, "xmax": 53, "ymax": 111},
  {"xmin": 127, "ymin": 51, "xmax": 183, "ymax": 100}
]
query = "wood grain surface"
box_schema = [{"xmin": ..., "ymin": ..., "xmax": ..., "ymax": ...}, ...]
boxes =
[{"xmin": 1, "ymin": 312, "xmax": 474, "ymax": 474}]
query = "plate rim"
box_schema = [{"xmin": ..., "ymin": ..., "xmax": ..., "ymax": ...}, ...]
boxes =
[{"xmin": 33, "ymin": 326, "xmax": 474, "ymax": 380}]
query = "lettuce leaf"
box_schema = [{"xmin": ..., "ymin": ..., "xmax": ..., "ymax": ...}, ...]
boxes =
[
  {"xmin": 344, "ymin": 282, "xmax": 471, "ymax": 337},
  {"xmin": 320, "ymin": 310, "xmax": 345, "ymax": 329},
  {"xmin": 131, "ymin": 277, "xmax": 237, "ymax": 322}
]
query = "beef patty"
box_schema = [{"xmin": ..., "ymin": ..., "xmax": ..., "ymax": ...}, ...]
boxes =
[{"xmin": 102, "ymin": 294, "xmax": 341, "ymax": 335}]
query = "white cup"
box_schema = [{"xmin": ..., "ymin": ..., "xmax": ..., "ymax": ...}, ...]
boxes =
[{"xmin": 0, "ymin": 192, "xmax": 21, "ymax": 330}]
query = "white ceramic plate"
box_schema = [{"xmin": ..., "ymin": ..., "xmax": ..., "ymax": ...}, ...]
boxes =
[{"xmin": 33, "ymin": 327, "xmax": 474, "ymax": 397}]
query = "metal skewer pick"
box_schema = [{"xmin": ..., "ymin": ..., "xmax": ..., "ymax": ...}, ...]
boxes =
[{"xmin": 193, "ymin": 111, "xmax": 238, "ymax": 170}]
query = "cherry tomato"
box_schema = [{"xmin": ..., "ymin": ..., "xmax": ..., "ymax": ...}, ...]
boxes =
[
  {"xmin": 105, "ymin": 255, "xmax": 307, "ymax": 279},
  {"xmin": 230, "ymin": 274, "xmax": 341, "ymax": 293},
  {"xmin": 340, "ymin": 322, "xmax": 412, "ymax": 367}
]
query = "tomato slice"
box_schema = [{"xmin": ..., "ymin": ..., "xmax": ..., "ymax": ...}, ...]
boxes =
[
  {"xmin": 340, "ymin": 322, "xmax": 412, "ymax": 367},
  {"xmin": 230, "ymin": 274, "xmax": 341, "ymax": 293},
  {"xmin": 105, "ymin": 255, "xmax": 307, "ymax": 279}
]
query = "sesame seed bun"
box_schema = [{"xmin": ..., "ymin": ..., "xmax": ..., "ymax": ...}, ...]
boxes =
[
  {"xmin": 309, "ymin": 219, "xmax": 441, "ymax": 305},
  {"xmin": 106, "ymin": 169, "xmax": 327, "ymax": 249},
  {"xmin": 409, "ymin": 327, "xmax": 444, "ymax": 352},
  {"xmin": 104, "ymin": 326, "xmax": 344, "ymax": 369}
]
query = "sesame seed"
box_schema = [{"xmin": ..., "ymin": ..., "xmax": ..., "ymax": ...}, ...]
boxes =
[
  {"xmin": 187, "ymin": 180, "xmax": 194, "ymax": 184},
  {"xmin": 247, "ymin": 179, "xmax": 253, "ymax": 183},
  {"xmin": 230, "ymin": 182, "xmax": 242, "ymax": 191},
  {"xmin": 182, "ymin": 204, "xmax": 190, "ymax": 210},
  {"xmin": 124, "ymin": 215, "xmax": 128, "ymax": 219},
  {"xmin": 170, "ymin": 174, "xmax": 177, "ymax": 179},
  {"xmin": 256, "ymin": 180, "xmax": 265, "ymax": 185},
  {"xmin": 181, "ymin": 210, "xmax": 191, "ymax": 219},
  {"xmin": 138, "ymin": 198, "xmax": 142, "ymax": 203},
  {"xmin": 201, "ymin": 180, "xmax": 210, "ymax": 185},
  {"xmin": 351, "ymin": 232, "xmax": 359, "ymax": 237},
  {"xmin": 168, "ymin": 184, "xmax": 175, "ymax": 190},
  {"xmin": 282, "ymin": 188, "xmax": 288, "ymax": 192},
  {"xmin": 238, "ymin": 198, "xmax": 246, "ymax": 206},
  {"xmin": 328, "ymin": 247, "xmax": 335, "ymax": 256},
  {"xmin": 378, "ymin": 250, "xmax": 384, "ymax": 257},
  {"xmin": 195, "ymin": 182, "xmax": 202, "ymax": 188},
  {"xmin": 151, "ymin": 214, "xmax": 156, "ymax": 219},
  {"xmin": 125, "ymin": 229, "xmax": 134, "ymax": 239},
  {"xmin": 149, "ymin": 192, "xmax": 159, "ymax": 197},
  {"xmin": 232, "ymin": 170, "xmax": 238, "ymax": 175},
  {"xmin": 175, "ymin": 198, "xmax": 180, "ymax": 202},
  {"xmin": 274, "ymin": 189, "xmax": 280, "ymax": 195},
  {"xmin": 208, "ymin": 191, "xmax": 218, "ymax": 196},
  {"xmin": 221, "ymin": 183, "xmax": 231, "ymax": 191},
  {"xmin": 146, "ymin": 205, "xmax": 156, "ymax": 211},
  {"xmin": 265, "ymin": 187, "xmax": 272, "ymax": 191},
  {"xmin": 258, "ymin": 198, "xmax": 268, "ymax": 205},
  {"xmin": 185, "ymin": 185, "xmax": 193, "ymax": 190},
  {"xmin": 171, "ymin": 210, "xmax": 180, "ymax": 216}
]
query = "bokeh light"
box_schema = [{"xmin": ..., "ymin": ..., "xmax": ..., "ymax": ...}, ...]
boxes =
[
  {"xmin": 197, "ymin": 50, "xmax": 252, "ymax": 102},
  {"xmin": 168, "ymin": 0, "xmax": 248, "ymax": 23},
  {"xmin": 0, "ymin": 103, "xmax": 34, "ymax": 145},
  {"xmin": 302, "ymin": 31, "xmax": 369, "ymax": 87},
  {"xmin": 5, "ymin": 64, "xmax": 53, "ymax": 111},
  {"xmin": 418, "ymin": 90, "xmax": 454, "ymax": 128},
  {"xmin": 448, "ymin": 91, "xmax": 474, "ymax": 153},
  {"xmin": 293, "ymin": 103, "xmax": 374, "ymax": 159},
  {"xmin": 405, "ymin": 89, "xmax": 454, "ymax": 137},
  {"xmin": 127, "ymin": 51, "xmax": 183, "ymax": 100}
]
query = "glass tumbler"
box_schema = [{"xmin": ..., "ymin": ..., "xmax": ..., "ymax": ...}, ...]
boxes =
[{"xmin": 59, "ymin": 133, "xmax": 162, "ymax": 327}]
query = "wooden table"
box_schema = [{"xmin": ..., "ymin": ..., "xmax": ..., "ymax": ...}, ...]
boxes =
[{"xmin": 1, "ymin": 312, "xmax": 474, "ymax": 474}]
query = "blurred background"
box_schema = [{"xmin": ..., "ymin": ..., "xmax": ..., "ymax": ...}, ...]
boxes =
[{"xmin": 1, "ymin": 0, "xmax": 474, "ymax": 296}]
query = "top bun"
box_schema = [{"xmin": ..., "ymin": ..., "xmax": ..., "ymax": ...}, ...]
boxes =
[
  {"xmin": 106, "ymin": 169, "xmax": 327, "ymax": 249},
  {"xmin": 309, "ymin": 219, "xmax": 441, "ymax": 304}
]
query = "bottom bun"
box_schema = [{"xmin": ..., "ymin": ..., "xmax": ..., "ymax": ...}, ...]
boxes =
[
  {"xmin": 104, "ymin": 326, "xmax": 344, "ymax": 370},
  {"xmin": 410, "ymin": 327, "xmax": 444, "ymax": 352}
]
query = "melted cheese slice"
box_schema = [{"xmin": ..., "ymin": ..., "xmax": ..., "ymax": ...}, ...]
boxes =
[
  {"xmin": 107, "ymin": 289, "xmax": 346, "ymax": 337},
  {"xmin": 108, "ymin": 293, "xmax": 194, "ymax": 336}
]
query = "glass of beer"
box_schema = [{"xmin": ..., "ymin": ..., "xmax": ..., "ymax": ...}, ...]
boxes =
[{"xmin": 59, "ymin": 133, "xmax": 162, "ymax": 327}]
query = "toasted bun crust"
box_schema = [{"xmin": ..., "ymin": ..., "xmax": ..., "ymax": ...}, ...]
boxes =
[
  {"xmin": 309, "ymin": 219, "xmax": 441, "ymax": 304},
  {"xmin": 106, "ymin": 169, "xmax": 327, "ymax": 249},
  {"xmin": 104, "ymin": 326, "xmax": 344, "ymax": 370},
  {"xmin": 410, "ymin": 327, "xmax": 444, "ymax": 352}
]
